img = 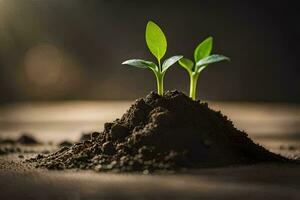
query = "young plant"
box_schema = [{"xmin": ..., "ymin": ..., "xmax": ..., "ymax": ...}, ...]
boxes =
[
  {"xmin": 179, "ymin": 36, "xmax": 230, "ymax": 100},
  {"xmin": 122, "ymin": 21, "xmax": 182, "ymax": 96}
]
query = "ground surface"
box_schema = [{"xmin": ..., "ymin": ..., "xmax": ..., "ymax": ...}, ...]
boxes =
[{"xmin": 0, "ymin": 101, "xmax": 300, "ymax": 200}]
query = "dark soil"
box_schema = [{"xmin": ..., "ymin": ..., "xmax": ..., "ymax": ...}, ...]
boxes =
[
  {"xmin": 0, "ymin": 134, "xmax": 39, "ymax": 145},
  {"xmin": 59, "ymin": 140, "xmax": 73, "ymax": 148},
  {"xmin": 0, "ymin": 146, "xmax": 21, "ymax": 155},
  {"xmin": 0, "ymin": 134, "xmax": 40, "ymax": 155},
  {"xmin": 17, "ymin": 134, "xmax": 39, "ymax": 145},
  {"xmin": 31, "ymin": 90, "xmax": 290, "ymax": 172}
]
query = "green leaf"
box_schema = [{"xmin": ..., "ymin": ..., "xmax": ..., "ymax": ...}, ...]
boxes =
[
  {"xmin": 195, "ymin": 54, "xmax": 230, "ymax": 72},
  {"xmin": 179, "ymin": 58, "xmax": 194, "ymax": 72},
  {"xmin": 162, "ymin": 55, "xmax": 183, "ymax": 73},
  {"xmin": 145, "ymin": 21, "xmax": 167, "ymax": 61},
  {"xmin": 122, "ymin": 59, "xmax": 157, "ymax": 70},
  {"xmin": 194, "ymin": 36, "xmax": 213, "ymax": 62},
  {"xmin": 196, "ymin": 66, "xmax": 207, "ymax": 74}
]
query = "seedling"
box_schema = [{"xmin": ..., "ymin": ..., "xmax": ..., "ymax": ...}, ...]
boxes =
[
  {"xmin": 179, "ymin": 37, "xmax": 230, "ymax": 100},
  {"xmin": 122, "ymin": 21, "xmax": 182, "ymax": 95}
]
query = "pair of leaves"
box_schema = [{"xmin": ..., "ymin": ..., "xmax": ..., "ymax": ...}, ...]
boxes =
[
  {"xmin": 179, "ymin": 54, "xmax": 229, "ymax": 73},
  {"xmin": 179, "ymin": 37, "xmax": 230, "ymax": 74},
  {"xmin": 122, "ymin": 21, "xmax": 182, "ymax": 74},
  {"xmin": 122, "ymin": 55, "xmax": 182, "ymax": 73}
]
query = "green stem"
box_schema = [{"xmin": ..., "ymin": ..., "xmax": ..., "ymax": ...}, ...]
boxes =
[
  {"xmin": 158, "ymin": 59, "xmax": 161, "ymax": 72},
  {"xmin": 155, "ymin": 58, "xmax": 164, "ymax": 96},
  {"xmin": 189, "ymin": 73, "xmax": 199, "ymax": 100},
  {"xmin": 156, "ymin": 73, "xmax": 164, "ymax": 96}
]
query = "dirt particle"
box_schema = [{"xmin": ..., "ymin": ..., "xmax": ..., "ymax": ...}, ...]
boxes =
[
  {"xmin": 80, "ymin": 133, "xmax": 91, "ymax": 141},
  {"xmin": 0, "ymin": 134, "xmax": 40, "ymax": 146},
  {"xmin": 102, "ymin": 141, "xmax": 116, "ymax": 155},
  {"xmin": 17, "ymin": 134, "xmax": 39, "ymax": 145},
  {"xmin": 91, "ymin": 132, "xmax": 101, "ymax": 141},
  {"xmin": 18, "ymin": 154, "xmax": 24, "ymax": 159},
  {"xmin": 0, "ymin": 138, "xmax": 16, "ymax": 145},
  {"xmin": 110, "ymin": 124, "xmax": 129, "ymax": 141},
  {"xmin": 0, "ymin": 148, "xmax": 7, "ymax": 155},
  {"xmin": 59, "ymin": 140, "xmax": 73, "ymax": 148}
]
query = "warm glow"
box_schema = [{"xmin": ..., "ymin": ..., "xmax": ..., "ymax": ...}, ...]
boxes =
[{"xmin": 24, "ymin": 43, "xmax": 63, "ymax": 87}]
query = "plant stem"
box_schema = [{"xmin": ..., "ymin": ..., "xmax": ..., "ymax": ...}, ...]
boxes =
[
  {"xmin": 156, "ymin": 73, "xmax": 164, "ymax": 96},
  {"xmin": 189, "ymin": 73, "xmax": 199, "ymax": 100},
  {"xmin": 158, "ymin": 59, "xmax": 161, "ymax": 72},
  {"xmin": 155, "ymin": 58, "xmax": 164, "ymax": 96}
]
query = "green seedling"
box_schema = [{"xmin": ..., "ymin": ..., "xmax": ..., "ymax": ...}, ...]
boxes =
[
  {"xmin": 122, "ymin": 21, "xmax": 182, "ymax": 95},
  {"xmin": 179, "ymin": 37, "xmax": 230, "ymax": 100}
]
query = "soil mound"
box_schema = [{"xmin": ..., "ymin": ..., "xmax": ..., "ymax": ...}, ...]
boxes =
[{"xmin": 32, "ymin": 90, "xmax": 289, "ymax": 172}]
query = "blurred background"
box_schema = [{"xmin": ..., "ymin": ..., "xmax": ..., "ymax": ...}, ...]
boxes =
[{"xmin": 0, "ymin": 0, "xmax": 299, "ymax": 104}]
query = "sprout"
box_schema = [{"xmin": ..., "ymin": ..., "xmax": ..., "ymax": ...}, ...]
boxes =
[
  {"xmin": 179, "ymin": 37, "xmax": 230, "ymax": 100},
  {"xmin": 122, "ymin": 21, "xmax": 182, "ymax": 96}
]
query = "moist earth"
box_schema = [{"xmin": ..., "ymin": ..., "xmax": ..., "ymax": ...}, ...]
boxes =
[{"xmin": 30, "ymin": 90, "xmax": 290, "ymax": 172}]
